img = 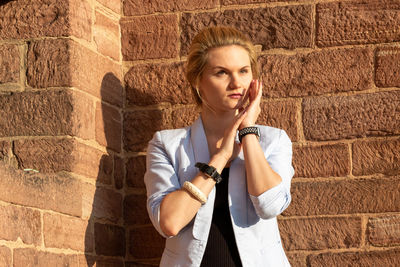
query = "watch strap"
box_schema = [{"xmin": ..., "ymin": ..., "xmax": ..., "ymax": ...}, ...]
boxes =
[
  {"xmin": 239, "ymin": 126, "xmax": 260, "ymax": 143},
  {"xmin": 195, "ymin": 162, "xmax": 222, "ymax": 184}
]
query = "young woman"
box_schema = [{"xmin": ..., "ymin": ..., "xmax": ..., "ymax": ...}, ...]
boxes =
[{"xmin": 144, "ymin": 26, "xmax": 294, "ymax": 267}]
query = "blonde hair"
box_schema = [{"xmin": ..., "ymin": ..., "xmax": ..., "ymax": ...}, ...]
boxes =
[{"xmin": 186, "ymin": 26, "xmax": 259, "ymax": 105}]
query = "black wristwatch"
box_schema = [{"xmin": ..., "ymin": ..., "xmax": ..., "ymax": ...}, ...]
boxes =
[
  {"xmin": 195, "ymin": 162, "xmax": 222, "ymax": 184},
  {"xmin": 238, "ymin": 126, "xmax": 260, "ymax": 143}
]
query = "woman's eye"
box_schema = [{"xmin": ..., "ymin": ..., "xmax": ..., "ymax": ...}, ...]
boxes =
[
  {"xmin": 240, "ymin": 69, "xmax": 249, "ymax": 74},
  {"xmin": 216, "ymin": 70, "xmax": 227, "ymax": 76}
]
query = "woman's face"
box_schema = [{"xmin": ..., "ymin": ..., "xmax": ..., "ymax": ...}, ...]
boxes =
[{"xmin": 198, "ymin": 45, "xmax": 253, "ymax": 113}]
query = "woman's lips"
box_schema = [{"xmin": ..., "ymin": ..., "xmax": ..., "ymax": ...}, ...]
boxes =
[{"xmin": 228, "ymin": 93, "xmax": 243, "ymax": 99}]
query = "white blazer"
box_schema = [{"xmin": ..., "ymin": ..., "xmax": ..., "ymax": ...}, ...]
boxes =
[{"xmin": 144, "ymin": 117, "xmax": 294, "ymax": 267}]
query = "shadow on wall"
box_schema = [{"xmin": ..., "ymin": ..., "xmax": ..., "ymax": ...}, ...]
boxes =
[{"xmin": 84, "ymin": 72, "xmax": 165, "ymax": 266}]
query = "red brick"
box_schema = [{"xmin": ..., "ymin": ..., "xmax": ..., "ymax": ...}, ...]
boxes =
[
  {"xmin": 180, "ymin": 5, "xmax": 312, "ymax": 55},
  {"xmin": 82, "ymin": 182, "xmax": 96, "ymax": 220},
  {"xmin": 126, "ymin": 156, "xmax": 146, "ymax": 188},
  {"xmin": 258, "ymin": 99, "xmax": 298, "ymax": 142},
  {"xmin": 96, "ymin": 0, "xmax": 121, "ymax": 14},
  {"xmin": 0, "ymin": 205, "xmax": 41, "ymax": 245},
  {"xmin": 0, "ymin": 246, "xmax": 11, "ymax": 267},
  {"xmin": 27, "ymin": 39, "xmax": 123, "ymax": 107},
  {"xmin": 125, "ymin": 261, "xmax": 159, "ymax": 267},
  {"xmin": 121, "ymin": 15, "xmax": 178, "ymax": 60},
  {"xmin": 302, "ymin": 91, "xmax": 400, "ymax": 141},
  {"xmin": 286, "ymin": 252, "xmax": 306, "ymax": 267},
  {"xmin": 125, "ymin": 62, "xmax": 194, "ymax": 107},
  {"xmin": 91, "ymin": 187, "xmax": 123, "ymax": 223},
  {"xmin": 222, "ymin": 0, "xmax": 297, "ymax": 4},
  {"xmin": 43, "ymin": 213, "xmax": 93, "ymax": 252},
  {"xmin": 13, "ymin": 248, "xmax": 79, "ymax": 267},
  {"xmin": 316, "ymin": 0, "xmax": 400, "ymax": 47},
  {"xmin": 0, "ymin": 0, "xmax": 91, "ymax": 40},
  {"xmin": 124, "ymin": 194, "xmax": 150, "ymax": 225},
  {"xmin": 95, "ymin": 102, "xmax": 122, "ymax": 152},
  {"xmin": 13, "ymin": 138, "xmax": 110, "ymax": 182},
  {"xmin": 0, "ymin": 141, "xmax": 10, "ymax": 161},
  {"xmin": 0, "ymin": 89, "xmax": 94, "ymax": 139},
  {"xmin": 124, "ymin": 0, "xmax": 218, "ymax": 16},
  {"xmin": 308, "ymin": 249, "xmax": 400, "ymax": 267},
  {"xmin": 124, "ymin": 106, "xmax": 199, "ymax": 152},
  {"xmin": 0, "ymin": 44, "xmax": 19, "ymax": 84},
  {"xmin": 293, "ymin": 144, "xmax": 350, "ymax": 178},
  {"xmin": 367, "ymin": 215, "xmax": 400, "ymax": 247},
  {"xmin": 353, "ymin": 138, "xmax": 400, "ymax": 176},
  {"xmin": 94, "ymin": 11, "xmax": 120, "ymax": 60},
  {"xmin": 279, "ymin": 217, "xmax": 361, "ymax": 251},
  {"xmin": 376, "ymin": 47, "xmax": 400, "ymax": 88},
  {"xmin": 79, "ymin": 255, "xmax": 124, "ymax": 267},
  {"xmin": 285, "ymin": 176, "xmax": 400, "ymax": 216},
  {"xmin": 114, "ymin": 155, "xmax": 124, "ymax": 189},
  {"xmin": 260, "ymin": 48, "xmax": 374, "ymax": 98},
  {"xmin": 94, "ymin": 223, "xmax": 125, "ymax": 256},
  {"xmin": 129, "ymin": 226, "xmax": 164, "ymax": 259},
  {"xmin": 0, "ymin": 162, "xmax": 82, "ymax": 217}
]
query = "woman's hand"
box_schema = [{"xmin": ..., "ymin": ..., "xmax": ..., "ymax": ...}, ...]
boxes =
[
  {"xmin": 215, "ymin": 108, "xmax": 248, "ymax": 163},
  {"xmin": 240, "ymin": 79, "xmax": 262, "ymax": 129}
]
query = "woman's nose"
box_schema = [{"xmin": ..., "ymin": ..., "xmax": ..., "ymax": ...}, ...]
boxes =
[{"xmin": 229, "ymin": 74, "xmax": 241, "ymax": 89}]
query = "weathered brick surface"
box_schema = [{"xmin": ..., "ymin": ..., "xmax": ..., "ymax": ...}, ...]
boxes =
[
  {"xmin": 180, "ymin": 5, "xmax": 312, "ymax": 55},
  {"xmin": 114, "ymin": 155, "xmax": 124, "ymax": 189},
  {"xmin": 285, "ymin": 176, "xmax": 400, "ymax": 216},
  {"xmin": 0, "ymin": 44, "xmax": 19, "ymax": 84},
  {"xmin": 125, "ymin": 62, "xmax": 193, "ymax": 107},
  {"xmin": 353, "ymin": 138, "xmax": 400, "ymax": 176},
  {"xmin": 316, "ymin": 0, "xmax": 400, "ymax": 47},
  {"xmin": 258, "ymin": 99, "xmax": 298, "ymax": 142},
  {"xmin": 0, "ymin": 246, "xmax": 11, "ymax": 267},
  {"xmin": 293, "ymin": 144, "xmax": 350, "ymax": 178},
  {"xmin": 376, "ymin": 47, "xmax": 400, "ymax": 88},
  {"xmin": 302, "ymin": 91, "xmax": 400, "ymax": 141},
  {"xmin": 91, "ymin": 187, "xmax": 123, "ymax": 223},
  {"xmin": 0, "ymin": 0, "xmax": 91, "ymax": 40},
  {"xmin": 0, "ymin": 90, "xmax": 95, "ymax": 139},
  {"xmin": 0, "ymin": 90, "xmax": 71, "ymax": 137},
  {"xmin": 367, "ymin": 215, "xmax": 400, "ymax": 247},
  {"xmin": 97, "ymin": 0, "xmax": 121, "ymax": 14},
  {"xmin": 124, "ymin": 0, "xmax": 218, "ymax": 16},
  {"xmin": 124, "ymin": 194, "xmax": 150, "ymax": 225},
  {"xmin": 126, "ymin": 156, "xmax": 146, "ymax": 188},
  {"xmin": 129, "ymin": 226, "xmax": 164, "ymax": 259},
  {"xmin": 13, "ymin": 138, "xmax": 110, "ymax": 182},
  {"xmin": 0, "ymin": 205, "xmax": 41, "ymax": 245},
  {"xmin": 13, "ymin": 248, "xmax": 79, "ymax": 267},
  {"xmin": 124, "ymin": 106, "xmax": 199, "ymax": 152},
  {"xmin": 94, "ymin": 223, "xmax": 125, "ymax": 256},
  {"xmin": 279, "ymin": 217, "xmax": 361, "ymax": 251},
  {"xmin": 308, "ymin": 249, "xmax": 400, "ymax": 266},
  {"xmin": 27, "ymin": 39, "xmax": 123, "ymax": 106},
  {"xmin": 80, "ymin": 255, "xmax": 124, "ymax": 267},
  {"xmin": 43, "ymin": 213, "xmax": 93, "ymax": 252},
  {"xmin": 222, "ymin": 0, "xmax": 298, "ymax": 4},
  {"xmin": 121, "ymin": 15, "xmax": 178, "ymax": 60},
  {"xmin": 260, "ymin": 48, "xmax": 373, "ymax": 98},
  {"xmin": 0, "ymin": 141, "xmax": 10, "ymax": 161},
  {"xmin": 0, "ymin": 162, "xmax": 82, "ymax": 217},
  {"xmin": 286, "ymin": 252, "xmax": 306, "ymax": 267},
  {"xmin": 94, "ymin": 11, "xmax": 120, "ymax": 60},
  {"xmin": 96, "ymin": 102, "xmax": 122, "ymax": 152}
]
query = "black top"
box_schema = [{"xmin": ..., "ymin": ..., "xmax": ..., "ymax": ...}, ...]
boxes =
[{"xmin": 200, "ymin": 168, "xmax": 243, "ymax": 267}]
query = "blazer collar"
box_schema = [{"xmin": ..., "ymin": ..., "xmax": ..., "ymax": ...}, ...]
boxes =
[{"xmin": 190, "ymin": 116, "xmax": 211, "ymax": 164}]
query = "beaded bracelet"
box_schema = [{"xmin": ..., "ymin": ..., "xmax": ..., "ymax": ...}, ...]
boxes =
[{"xmin": 183, "ymin": 181, "xmax": 207, "ymax": 205}]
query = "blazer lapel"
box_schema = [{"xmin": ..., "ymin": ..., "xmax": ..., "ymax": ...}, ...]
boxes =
[{"xmin": 190, "ymin": 117, "xmax": 216, "ymax": 241}]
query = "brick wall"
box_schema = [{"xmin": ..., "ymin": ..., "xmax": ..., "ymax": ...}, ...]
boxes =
[{"xmin": 0, "ymin": 0, "xmax": 399, "ymax": 266}]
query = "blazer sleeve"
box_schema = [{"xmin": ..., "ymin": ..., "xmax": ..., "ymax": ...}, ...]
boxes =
[
  {"xmin": 249, "ymin": 129, "xmax": 294, "ymax": 219},
  {"xmin": 144, "ymin": 131, "xmax": 181, "ymax": 238}
]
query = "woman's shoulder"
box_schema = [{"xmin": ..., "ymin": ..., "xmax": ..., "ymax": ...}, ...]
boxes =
[
  {"xmin": 152, "ymin": 126, "xmax": 191, "ymax": 145},
  {"xmin": 256, "ymin": 125, "xmax": 292, "ymax": 145}
]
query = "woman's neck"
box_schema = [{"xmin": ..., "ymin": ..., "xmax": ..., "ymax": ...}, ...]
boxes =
[{"xmin": 201, "ymin": 107, "xmax": 237, "ymax": 139}]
